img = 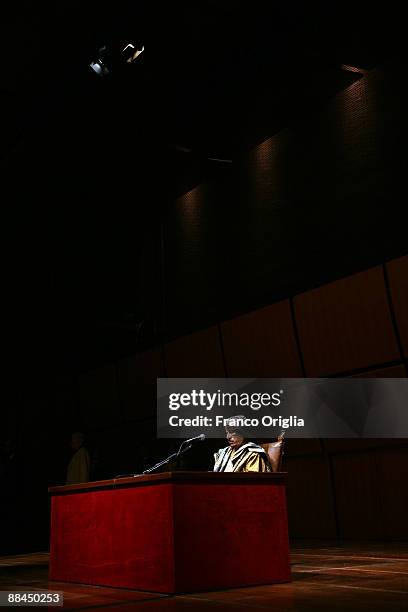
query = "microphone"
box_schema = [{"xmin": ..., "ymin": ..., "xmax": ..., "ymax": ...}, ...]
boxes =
[
  {"xmin": 184, "ymin": 434, "xmax": 206, "ymax": 444},
  {"xmin": 143, "ymin": 433, "xmax": 206, "ymax": 473}
]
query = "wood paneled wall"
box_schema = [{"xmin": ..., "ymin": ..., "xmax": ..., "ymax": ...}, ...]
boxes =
[
  {"xmin": 220, "ymin": 301, "xmax": 302, "ymax": 377},
  {"xmin": 386, "ymin": 256, "xmax": 408, "ymax": 357},
  {"xmin": 293, "ymin": 266, "xmax": 400, "ymax": 376},
  {"xmin": 164, "ymin": 326, "xmax": 225, "ymax": 377},
  {"xmin": 76, "ymin": 255, "xmax": 407, "ymax": 540}
]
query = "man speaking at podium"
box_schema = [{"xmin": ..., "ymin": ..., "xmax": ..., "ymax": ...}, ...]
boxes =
[{"xmin": 213, "ymin": 416, "xmax": 271, "ymax": 472}]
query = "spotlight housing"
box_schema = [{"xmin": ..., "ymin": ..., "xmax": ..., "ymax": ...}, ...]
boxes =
[
  {"xmin": 89, "ymin": 46, "xmax": 111, "ymax": 77},
  {"xmin": 89, "ymin": 42, "xmax": 144, "ymax": 77},
  {"xmin": 121, "ymin": 43, "xmax": 145, "ymax": 63}
]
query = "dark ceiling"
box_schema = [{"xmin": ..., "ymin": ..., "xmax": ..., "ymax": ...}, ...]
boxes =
[
  {"xmin": 2, "ymin": 1, "xmax": 404, "ymax": 374},
  {"xmin": 3, "ymin": 1, "xmax": 402, "ymax": 161}
]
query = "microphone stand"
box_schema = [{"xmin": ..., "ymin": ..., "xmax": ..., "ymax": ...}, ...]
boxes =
[
  {"xmin": 142, "ymin": 442, "xmax": 193, "ymax": 474},
  {"xmin": 114, "ymin": 439, "xmax": 197, "ymax": 478}
]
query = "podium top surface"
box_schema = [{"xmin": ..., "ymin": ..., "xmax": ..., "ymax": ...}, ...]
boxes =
[{"xmin": 49, "ymin": 471, "xmax": 286, "ymax": 495}]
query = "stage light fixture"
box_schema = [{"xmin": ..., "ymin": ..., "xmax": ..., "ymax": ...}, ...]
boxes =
[
  {"xmin": 122, "ymin": 43, "xmax": 145, "ymax": 63},
  {"xmin": 90, "ymin": 46, "xmax": 111, "ymax": 77},
  {"xmin": 89, "ymin": 42, "xmax": 144, "ymax": 77}
]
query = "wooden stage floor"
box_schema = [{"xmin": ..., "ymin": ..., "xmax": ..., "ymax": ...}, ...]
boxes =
[{"xmin": 0, "ymin": 542, "xmax": 407, "ymax": 610}]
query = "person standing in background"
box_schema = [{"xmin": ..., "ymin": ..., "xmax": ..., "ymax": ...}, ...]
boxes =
[{"xmin": 66, "ymin": 432, "xmax": 90, "ymax": 484}]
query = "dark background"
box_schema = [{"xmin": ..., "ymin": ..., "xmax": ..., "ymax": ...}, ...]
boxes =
[{"xmin": 1, "ymin": 1, "xmax": 407, "ymax": 552}]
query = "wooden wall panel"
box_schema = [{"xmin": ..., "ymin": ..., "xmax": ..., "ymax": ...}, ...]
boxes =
[
  {"xmin": 376, "ymin": 448, "xmax": 408, "ymax": 539},
  {"xmin": 332, "ymin": 452, "xmax": 382, "ymax": 539},
  {"xmin": 79, "ymin": 364, "xmax": 120, "ymax": 428},
  {"xmin": 284, "ymin": 438, "xmax": 323, "ymax": 457},
  {"xmin": 326, "ymin": 438, "xmax": 406, "ymax": 453},
  {"xmin": 117, "ymin": 349, "xmax": 163, "ymax": 421},
  {"xmin": 352, "ymin": 364, "xmax": 406, "ymax": 379},
  {"xmin": 293, "ymin": 266, "xmax": 400, "ymax": 376},
  {"xmin": 386, "ymin": 255, "xmax": 408, "ymax": 357},
  {"xmin": 164, "ymin": 326, "xmax": 225, "ymax": 377},
  {"xmin": 325, "ymin": 364, "xmax": 406, "ymax": 453},
  {"xmin": 285, "ymin": 456, "xmax": 336, "ymax": 539},
  {"xmin": 220, "ymin": 300, "xmax": 303, "ymax": 377}
]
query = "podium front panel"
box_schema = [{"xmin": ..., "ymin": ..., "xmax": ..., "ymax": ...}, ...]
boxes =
[{"xmin": 49, "ymin": 472, "xmax": 291, "ymax": 593}]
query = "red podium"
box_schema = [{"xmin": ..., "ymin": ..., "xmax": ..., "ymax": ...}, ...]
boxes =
[{"xmin": 49, "ymin": 472, "xmax": 291, "ymax": 593}]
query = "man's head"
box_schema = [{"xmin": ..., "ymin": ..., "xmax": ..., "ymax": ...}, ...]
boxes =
[{"xmin": 225, "ymin": 416, "xmax": 246, "ymax": 450}]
